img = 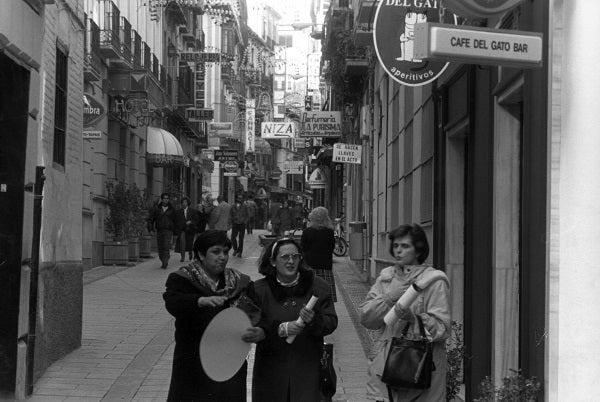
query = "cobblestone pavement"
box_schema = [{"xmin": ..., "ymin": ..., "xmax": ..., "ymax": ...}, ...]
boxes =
[{"xmin": 24, "ymin": 230, "xmax": 375, "ymax": 402}]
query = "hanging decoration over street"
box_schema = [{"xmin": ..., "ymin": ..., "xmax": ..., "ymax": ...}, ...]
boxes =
[{"xmin": 373, "ymin": 0, "xmax": 458, "ymax": 86}]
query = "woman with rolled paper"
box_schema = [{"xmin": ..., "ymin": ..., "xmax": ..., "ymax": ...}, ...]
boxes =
[
  {"xmin": 359, "ymin": 224, "xmax": 451, "ymax": 402},
  {"xmin": 251, "ymin": 237, "xmax": 338, "ymax": 402},
  {"xmin": 163, "ymin": 230, "xmax": 263, "ymax": 402}
]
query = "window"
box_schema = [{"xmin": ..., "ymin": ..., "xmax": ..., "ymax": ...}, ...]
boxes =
[{"xmin": 53, "ymin": 47, "xmax": 68, "ymax": 166}]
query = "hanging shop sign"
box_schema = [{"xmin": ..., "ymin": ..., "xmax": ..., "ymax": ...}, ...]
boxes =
[
  {"xmin": 333, "ymin": 143, "xmax": 362, "ymax": 164},
  {"xmin": 300, "ymin": 111, "xmax": 341, "ymax": 138},
  {"xmin": 208, "ymin": 122, "xmax": 233, "ymax": 137},
  {"xmin": 373, "ymin": 0, "xmax": 457, "ymax": 86},
  {"xmin": 245, "ymin": 108, "xmax": 256, "ymax": 153},
  {"xmin": 186, "ymin": 108, "xmax": 214, "ymax": 122},
  {"xmin": 283, "ymin": 161, "xmax": 304, "ymax": 175},
  {"xmin": 308, "ymin": 168, "xmax": 327, "ymax": 189},
  {"xmin": 414, "ymin": 23, "xmax": 543, "ymax": 68},
  {"xmin": 444, "ymin": 0, "xmax": 526, "ymax": 18},
  {"xmin": 261, "ymin": 122, "xmax": 296, "ymax": 139},
  {"xmin": 222, "ymin": 160, "xmax": 239, "ymax": 177},
  {"xmin": 83, "ymin": 95, "xmax": 105, "ymax": 127},
  {"xmin": 201, "ymin": 149, "xmax": 214, "ymax": 160},
  {"xmin": 180, "ymin": 52, "xmax": 222, "ymax": 63},
  {"xmin": 213, "ymin": 150, "xmax": 239, "ymax": 162}
]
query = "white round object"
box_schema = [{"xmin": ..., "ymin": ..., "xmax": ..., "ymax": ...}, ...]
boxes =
[{"xmin": 200, "ymin": 307, "xmax": 252, "ymax": 382}]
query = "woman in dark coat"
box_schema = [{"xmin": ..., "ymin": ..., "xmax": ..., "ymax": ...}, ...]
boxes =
[
  {"xmin": 301, "ymin": 207, "xmax": 337, "ymax": 301},
  {"xmin": 279, "ymin": 201, "xmax": 293, "ymax": 234},
  {"xmin": 252, "ymin": 238, "xmax": 338, "ymax": 402},
  {"xmin": 175, "ymin": 197, "xmax": 198, "ymax": 262},
  {"xmin": 163, "ymin": 230, "xmax": 264, "ymax": 402}
]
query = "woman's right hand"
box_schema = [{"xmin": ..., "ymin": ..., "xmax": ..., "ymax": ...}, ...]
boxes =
[
  {"xmin": 197, "ymin": 295, "xmax": 228, "ymax": 308},
  {"xmin": 285, "ymin": 321, "xmax": 306, "ymax": 336}
]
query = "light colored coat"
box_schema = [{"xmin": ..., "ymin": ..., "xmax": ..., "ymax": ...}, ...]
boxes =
[
  {"xmin": 360, "ymin": 265, "xmax": 451, "ymax": 402},
  {"xmin": 209, "ymin": 201, "xmax": 232, "ymax": 231}
]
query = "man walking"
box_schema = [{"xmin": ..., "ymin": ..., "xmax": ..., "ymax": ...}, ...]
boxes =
[
  {"xmin": 210, "ymin": 195, "xmax": 232, "ymax": 232},
  {"xmin": 230, "ymin": 194, "xmax": 249, "ymax": 257},
  {"xmin": 147, "ymin": 193, "xmax": 177, "ymax": 269},
  {"xmin": 268, "ymin": 198, "xmax": 282, "ymax": 236},
  {"xmin": 245, "ymin": 195, "xmax": 257, "ymax": 234}
]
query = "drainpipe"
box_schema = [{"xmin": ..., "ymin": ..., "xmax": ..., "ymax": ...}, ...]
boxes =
[{"xmin": 26, "ymin": 166, "xmax": 45, "ymax": 395}]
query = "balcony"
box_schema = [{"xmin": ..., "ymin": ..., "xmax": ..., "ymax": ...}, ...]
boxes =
[
  {"xmin": 152, "ymin": 54, "xmax": 160, "ymax": 81},
  {"xmin": 99, "ymin": 0, "xmax": 121, "ymax": 60},
  {"xmin": 141, "ymin": 42, "xmax": 152, "ymax": 73},
  {"xmin": 353, "ymin": 0, "xmax": 377, "ymax": 25},
  {"xmin": 106, "ymin": 16, "xmax": 133, "ymax": 69},
  {"xmin": 352, "ymin": 25, "xmax": 373, "ymax": 47},
  {"xmin": 84, "ymin": 15, "xmax": 102, "ymax": 82},
  {"xmin": 132, "ymin": 30, "xmax": 142, "ymax": 69}
]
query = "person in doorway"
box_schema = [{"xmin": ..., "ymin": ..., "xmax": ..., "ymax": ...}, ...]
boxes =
[
  {"xmin": 147, "ymin": 192, "xmax": 177, "ymax": 269},
  {"xmin": 301, "ymin": 207, "xmax": 337, "ymax": 302},
  {"xmin": 251, "ymin": 237, "xmax": 338, "ymax": 402},
  {"xmin": 268, "ymin": 198, "xmax": 283, "ymax": 236},
  {"xmin": 175, "ymin": 197, "xmax": 198, "ymax": 262},
  {"xmin": 209, "ymin": 195, "xmax": 232, "ymax": 233},
  {"xmin": 231, "ymin": 194, "xmax": 249, "ymax": 257},
  {"xmin": 359, "ymin": 224, "xmax": 451, "ymax": 402},
  {"xmin": 245, "ymin": 195, "xmax": 258, "ymax": 235},
  {"xmin": 163, "ymin": 230, "xmax": 264, "ymax": 402}
]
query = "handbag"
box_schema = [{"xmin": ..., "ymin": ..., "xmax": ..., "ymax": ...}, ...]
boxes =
[
  {"xmin": 381, "ymin": 315, "xmax": 435, "ymax": 391},
  {"xmin": 320, "ymin": 342, "xmax": 337, "ymax": 399}
]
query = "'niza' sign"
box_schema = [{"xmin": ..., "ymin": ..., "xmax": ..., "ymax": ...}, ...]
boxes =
[{"xmin": 300, "ymin": 112, "xmax": 341, "ymax": 138}]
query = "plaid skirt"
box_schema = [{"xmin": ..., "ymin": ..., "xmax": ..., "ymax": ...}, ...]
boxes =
[{"xmin": 313, "ymin": 269, "xmax": 337, "ymax": 302}]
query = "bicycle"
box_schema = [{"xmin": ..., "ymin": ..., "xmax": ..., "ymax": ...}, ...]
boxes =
[{"xmin": 333, "ymin": 216, "xmax": 348, "ymax": 257}]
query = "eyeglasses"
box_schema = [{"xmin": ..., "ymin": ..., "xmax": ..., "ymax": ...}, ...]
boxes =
[{"xmin": 278, "ymin": 253, "xmax": 302, "ymax": 262}]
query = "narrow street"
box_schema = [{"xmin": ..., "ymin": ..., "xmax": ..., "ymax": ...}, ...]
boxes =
[{"xmin": 26, "ymin": 230, "xmax": 372, "ymax": 402}]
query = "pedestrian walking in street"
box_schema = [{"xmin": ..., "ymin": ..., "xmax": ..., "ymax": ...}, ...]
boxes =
[
  {"xmin": 231, "ymin": 194, "xmax": 249, "ymax": 257},
  {"xmin": 279, "ymin": 200, "xmax": 293, "ymax": 235},
  {"xmin": 147, "ymin": 192, "xmax": 177, "ymax": 269},
  {"xmin": 163, "ymin": 230, "xmax": 264, "ymax": 402},
  {"xmin": 359, "ymin": 223, "xmax": 451, "ymax": 402},
  {"xmin": 245, "ymin": 195, "xmax": 258, "ymax": 234},
  {"xmin": 175, "ymin": 196, "xmax": 198, "ymax": 262},
  {"xmin": 291, "ymin": 201, "xmax": 304, "ymax": 230},
  {"xmin": 196, "ymin": 193, "xmax": 214, "ymax": 234},
  {"xmin": 301, "ymin": 207, "xmax": 337, "ymax": 302},
  {"xmin": 209, "ymin": 195, "xmax": 232, "ymax": 232},
  {"xmin": 251, "ymin": 237, "xmax": 338, "ymax": 402},
  {"xmin": 268, "ymin": 198, "xmax": 283, "ymax": 235}
]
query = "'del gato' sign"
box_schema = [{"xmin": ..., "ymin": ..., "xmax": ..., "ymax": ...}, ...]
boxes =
[{"xmin": 373, "ymin": 0, "xmax": 457, "ymax": 86}]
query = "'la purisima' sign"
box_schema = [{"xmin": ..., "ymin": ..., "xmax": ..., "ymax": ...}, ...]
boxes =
[
  {"xmin": 373, "ymin": 0, "xmax": 457, "ymax": 86},
  {"xmin": 300, "ymin": 112, "xmax": 341, "ymax": 138}
]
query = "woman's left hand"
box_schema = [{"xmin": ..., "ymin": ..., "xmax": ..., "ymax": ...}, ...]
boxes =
[
  {"xmin": 241, "ymin": 326, "xmax": 265, "ymax": 343},
  {"xmin": 299, "ymin": 307, "xmax": 315, "ymax": 324}
]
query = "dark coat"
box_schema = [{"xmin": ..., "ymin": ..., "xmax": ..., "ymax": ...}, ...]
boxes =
[
  {"xmin": 251, "ymin": 269, "xmax": 338, "ymax": 402},
  {"xmin": 231, "ymin": 202, "xmax": 249, "ymax": 225},
  {"xmin": 175, "ymin": 207, "xmax": 198, "ymax": 253},
  {"xmin": 147, "ymin": 203, "xmax": 177, "ymax": 232},
  {"xmin": 279, "ymin": 207, "xmax": 293, "ymax": 233},
  {"xmin": 301, "ymin": 227, "xmax": 335, "ymax": 270},
  {"xmin": 163, "ymin": 270, "xmax": 252, "ymax": 402}
]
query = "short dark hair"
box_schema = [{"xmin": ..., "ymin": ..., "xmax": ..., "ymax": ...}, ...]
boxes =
[
  {"xmin": 181, "ymin": 196, "xmax": 191, "ymax": 205},
  {"xmin": 193, "ymin": 230, "xmax": 232, "ymax": 259},
  {"xmin": 388, "ymin": 223, "xmax": 429, "ymax": 264},
  {"xmin": 160, "ymin": 192, "xmax": 169, "ymax": 199},
  {"xmin": 258, "ymin": 237, "xmax": 306, "ymax": 276}
]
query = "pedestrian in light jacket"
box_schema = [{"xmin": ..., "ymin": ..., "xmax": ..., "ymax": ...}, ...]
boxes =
[{"xmin": 209, "ymin": 195, "xmax": 232, "ymax": 232}]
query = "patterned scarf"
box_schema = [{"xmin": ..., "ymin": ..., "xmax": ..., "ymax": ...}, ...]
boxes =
[{"xmin": 180, "ymin": 261, "xmax": 244, "ymax": 298}]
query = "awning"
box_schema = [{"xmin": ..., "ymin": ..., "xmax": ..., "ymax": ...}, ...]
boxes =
[{"xmin": 146, "ymin": 126, "xmax": 184, "ymax": 167}]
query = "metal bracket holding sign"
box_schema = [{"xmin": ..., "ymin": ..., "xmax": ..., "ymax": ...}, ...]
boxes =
[{"xmin": 414, "ymin": 23, "xmax": 543, "ymax": 68}]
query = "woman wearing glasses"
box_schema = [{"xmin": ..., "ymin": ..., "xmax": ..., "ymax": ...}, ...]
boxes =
[{"xmin": 251, "ymin": 238, "xmax": 338, "ymax": 402}]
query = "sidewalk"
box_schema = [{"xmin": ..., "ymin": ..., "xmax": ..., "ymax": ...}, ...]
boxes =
[{"xmin": 26, "ymin": 230, "xmax": 373, "ymax": 402}]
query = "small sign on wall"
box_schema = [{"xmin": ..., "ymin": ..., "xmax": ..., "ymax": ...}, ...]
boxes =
[{"xmin": 332, "ymin": 143, "xmax": 362, "ymax": 164}]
